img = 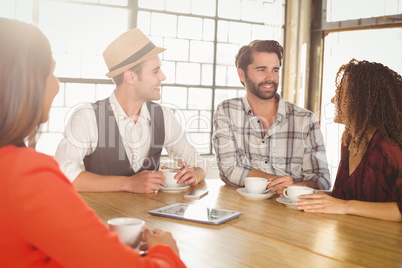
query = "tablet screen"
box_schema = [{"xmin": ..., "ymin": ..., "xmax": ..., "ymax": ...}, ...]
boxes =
[{"xmin": 148, "ymin": 203, "xmax": 242, "ymax": 225}]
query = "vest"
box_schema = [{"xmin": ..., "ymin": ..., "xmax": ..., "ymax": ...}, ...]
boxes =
[{"xmin": 83, "ymin": 98, "xmax": 165, "ymax": 176}]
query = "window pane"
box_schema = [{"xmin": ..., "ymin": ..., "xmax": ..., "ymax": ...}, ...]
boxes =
[
  {"xmin": 263, "ymin": 1, "xmax": 283, "ymax": 25},
  {"xmin": 216, "ymin": 43, "xmax": 239, "ymax": 65},
  {"xmin": 327, "ymin": 0, "xmax": 402, "ymax": 22},
  {"xmin": 199, "ymin": 110, "xmax": 212, "ymax": 132},
  {"xmin": 137, "ymin": 11, "xmax": 151, "ymax": 34},
  {"xmin": 228, "ymin": 22, "xmax": 251, "ymax": 44},
  {"xmin": 178, "ymin": 16, "xmax": 203, "ymax": 39},
  {"xmin": 187, "ymin": 133, "xmax": 211, "ymax": 154},
  {"xmin": 82, "ymin": 55, "xmax": 108, "ymax": 79},
  {"xmin": 202, "ymin": 19, "xmax": 215, "ymax": 41},
  {"xmin": 52, "ymin": 83, "xmax": 65, "ymax": 107},
  {"xmin": 96, "ymin": 84, "xmax": 115, "ymax": 100},
  {"xmin": 53, "ymin": 53, "xmax": 81, "ymax": 78},
  {"xmin": 162, "ymin": 61, "xmax": 176, "ymax": 84},
  {"xmin": 201, "ymin": 64, "xmax": 213, "ymax": 86},
  {"xmin": 188, "ymin": 88, "xmax": 212, "ymax": 110},
  {"xmin": 100, "ymin": 0, "xmax": 128, "ymax": 6},
  {"xmin": 241, "ymin": 0, "xmax": 263, "ymax": 22},
  {"xmin": 181, "ymin": 110, "xmax": 199, "ymax": 131},
  {"xmin": 215, "ymin": 65, "xmax": 227, "ymax": 86},
  {"xmin": 166, "ymin": 0, "xmax": 190, "ymax": 13},
  {"xmin": 214, "ymin": 89, "xmax": 239, "ymax": 109},
  {"xmin": 16, "ymin": 0, "xmax": 33, "ymax": 22},
  {"xmin": 0, "ymin": 0, "xmax": 16, "ymax": 19},
  {"xmin": 190, "ymin": 41, "xmax": 214, "ymax": 63},
  {"xmin": 227, "ymin": 66, "xmax": 242, "ymax": 87},
  {"xmin": 191, "ymin": 0, "xmax": 216, "ymax": 16},
  {"xmin": 217, "ymin": 20, "xmax": 228, "ymax": 42},
  {"xmin": 162, "ymin": 86, "xmax": 187, "ymax": 109},
  {"xmin": 65, "ymin": 83, "xmax": 96, "ymax": 107},
  {"xmin": 218, "ymin": 0, "xmax": 241, "ymax": 20},
  {"xmin": 164, "ymin": 38, "xmax": 189, "ymax": 61},
  {"xmin": 39, "ymin": 1, "xmax": 129, "ymax": 79},
  {"xmin": 151, "ymin": 13, "xmax": 177, "ymax": 37},
  {"xmin": 176, "ymin": 62, "xmax": 201, "ymax": 84},
  {"xmin": 138, "ymin": 0, "xmax": 164, "ymax": 10}
]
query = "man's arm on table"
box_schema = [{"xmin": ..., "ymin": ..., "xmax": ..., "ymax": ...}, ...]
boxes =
[
  {"xmin": 247, "ymin": 169, "xmax": 319, "ymax": 196},
  {"xmin": 73, "ymin": 170, "xmax": 166, "ymax": 193}
]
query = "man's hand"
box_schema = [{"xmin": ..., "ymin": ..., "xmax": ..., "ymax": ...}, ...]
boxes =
[
  {"xmin": 268, "ymin": 175, "xmax": 294, "ymax": 196},
  {"xmin": 175, "ymin": 161, "xmax": 199, "ymax": 186},
  {"xmin": 126, "ymin": 170, "xmax": 165, "ymax": 193}
]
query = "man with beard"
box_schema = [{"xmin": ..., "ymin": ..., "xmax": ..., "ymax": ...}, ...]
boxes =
[{"xmin": 212, "ymin": 40, "xmax": 330, "ymax": 196}]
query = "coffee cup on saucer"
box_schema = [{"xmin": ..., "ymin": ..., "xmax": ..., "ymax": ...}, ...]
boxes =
[
  {"xmin": 244, "ymin": 177, "xmax": 270, "ymax": 194},
  {"xmin": 283, "ymin": 186, "xmax": 316, "ymax": 203},
  {"xmin": 107, "ymin": 217, "xmax": 145, "ymax": 248},
  {"xmin": 162, "ymin": 168, "xmax": 182, "ymax": 188}
]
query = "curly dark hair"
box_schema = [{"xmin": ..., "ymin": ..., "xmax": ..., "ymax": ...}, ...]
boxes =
[
  {"xmin": 235, "ymin": 40, "xmax": 283, "ymax": 86},
  {"xmin": 334, "ymin": 58, "xmax": 402, "ymax": 154}
]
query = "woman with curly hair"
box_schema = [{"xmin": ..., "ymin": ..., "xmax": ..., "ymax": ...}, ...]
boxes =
[{"xmin": 295, "ymin": 59, "xmax": 402, "ymax": 222}]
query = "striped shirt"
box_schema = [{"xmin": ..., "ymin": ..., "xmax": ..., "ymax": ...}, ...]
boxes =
[{"xmin": 212, "ymin": 95, "xmax": 331, "ymax": 189}]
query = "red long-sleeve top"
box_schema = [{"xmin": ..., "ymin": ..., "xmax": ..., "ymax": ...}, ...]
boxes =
[{"xmin": 0, "ymin": 145, "xmax": 186, "ymax": 268}]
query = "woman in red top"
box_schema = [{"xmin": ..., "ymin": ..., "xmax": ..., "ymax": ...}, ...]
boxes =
[
  {"xmin": 296, "ymin": 59, "xmax": 402, "ymax": 222},
  {"xmin": 0, "ymin": 18, "xmax": 186, "ymax": 267}
]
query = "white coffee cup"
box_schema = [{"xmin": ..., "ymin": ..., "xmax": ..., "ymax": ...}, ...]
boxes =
[
  {"xmin": 283, "ymin": 186, "xmax": 316, "ymax": 203},
  {"xmin": 107, "ymin": 217, "xmax": 145, "ymax": 248},
  {"xmin": 162, "ymin": 168, "xmax": 181, "ymax": 188},
  {"xmin": 244, "ymin": 177, "xmax": 270, "ymax": 194}
]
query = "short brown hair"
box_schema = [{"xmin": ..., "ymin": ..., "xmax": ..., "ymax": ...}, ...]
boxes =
[
  {"xmin": 235, "ymin": 40, "xmax": 283, "ymax": 71},
  {"xmin": 0, "ymin": 18, "xmax": 52, "ymax": 147},
  {"xmin": 235, "ymin": 40, "xmax": 283, "ymax": 86}
]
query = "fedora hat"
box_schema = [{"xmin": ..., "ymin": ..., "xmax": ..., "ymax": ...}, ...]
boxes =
[{"xmin": 103, "ymin": 28, "xmax": 166, "ymax": 78}]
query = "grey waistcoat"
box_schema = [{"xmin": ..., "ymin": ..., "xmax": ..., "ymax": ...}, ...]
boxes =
[{"xmin": 83, "ymin": 98, "xmax": 165, "ymax": 176}]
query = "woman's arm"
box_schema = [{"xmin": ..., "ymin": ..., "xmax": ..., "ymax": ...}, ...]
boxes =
[{"xmin": 296, "ymin": 194, "xmax": 402, "ymax": 222}]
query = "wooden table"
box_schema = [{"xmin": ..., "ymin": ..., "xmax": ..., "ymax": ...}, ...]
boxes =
[{"xmin": 80, "ymin": 179, "xmax": 402, "ymax": 268}]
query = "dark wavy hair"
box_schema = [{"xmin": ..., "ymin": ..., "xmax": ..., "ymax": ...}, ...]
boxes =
[
  {"xmin": 334, "ymin": 59, "xmax": 402, "ymax": 154},
  {"xmin": 235, "ymin": 40, "xmax": 283, "ymax": 86}
]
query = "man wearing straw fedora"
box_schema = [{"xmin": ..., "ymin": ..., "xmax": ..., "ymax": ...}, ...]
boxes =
[{"xmin": 55, "ymin": 28, "xmax": 206, "ymax": 193}]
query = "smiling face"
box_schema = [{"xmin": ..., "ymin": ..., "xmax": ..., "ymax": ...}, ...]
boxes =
[
  {"xmin": 238, "ymin": 51, "xmax": 280, "ymax": 100},
  {"xmin": 133, "ymin": 55, "xmax": 166, "ymax": 102}
]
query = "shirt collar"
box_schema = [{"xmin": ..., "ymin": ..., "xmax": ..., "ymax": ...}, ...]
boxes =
[
  {"xmin": 109, "ymin": 91, "xmax": 151, "ymax": 124},
  {"xmin": 242, "ymin": 93, "xmax": 286, "ymax": 120}
]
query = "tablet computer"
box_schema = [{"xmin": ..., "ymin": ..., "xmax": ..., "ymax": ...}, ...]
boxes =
[{"xmin": 148, "ymin": 203, "xmax": 242, "ymax": 225}]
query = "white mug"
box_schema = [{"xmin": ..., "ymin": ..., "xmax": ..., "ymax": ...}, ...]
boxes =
[
  {"xmin": 162, "ymin": 168, "xmax": 181, "ymax": 188},
  {"xmin": 107, "ymin": 217, "xmax": 145, "ymax": 248},
  {"xmin": 283, "ymin": 186, "xmax": 316, "ymax": 203},
  {"xmin": 244, "ymin": 177, "xmax": 269, "ymax": 194}
]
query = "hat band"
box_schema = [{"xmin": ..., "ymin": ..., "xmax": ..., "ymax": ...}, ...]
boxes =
[{"xmin": 108, "ymin": 41, "xmax": 156, "ymax": 72}]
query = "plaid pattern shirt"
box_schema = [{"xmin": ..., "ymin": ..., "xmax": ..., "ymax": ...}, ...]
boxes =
[{"xmin": 212, "ymin": 95, "xmax": 331, "ymax": 189}]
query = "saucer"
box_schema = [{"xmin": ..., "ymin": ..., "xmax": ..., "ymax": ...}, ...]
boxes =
[
  {"xmin": 236, "ymin": 188, "xmax": 275, "ymax": 200},
  {"xmin": 159, "ymin": 184, "xmax": 189, "ymax": 193},
  {"xmin": 276, "ymin": 197, "xmax": 298, "ymax": 209}
]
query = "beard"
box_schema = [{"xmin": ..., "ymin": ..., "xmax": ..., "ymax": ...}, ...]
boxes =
[{"xmin": 245, "ymin": 75, "xmax": 278, "ymax": 100}]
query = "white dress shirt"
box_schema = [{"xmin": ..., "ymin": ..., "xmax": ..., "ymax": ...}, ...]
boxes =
[{"xmin": 55, "ymin": 92, "xmax": 203, "ymax": 182}]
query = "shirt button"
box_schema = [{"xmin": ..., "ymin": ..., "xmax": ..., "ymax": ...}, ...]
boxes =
[
  {"xmin": 257, "ymin": 120, "xmax": 260, "ymax": 123},
  {"xmin": 265, "ymin": 161, "xmax": 268, "ymax": 164},
  {"xmin": 262, "ymin": 140, "xmax": 265, "ymax": 143}
]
